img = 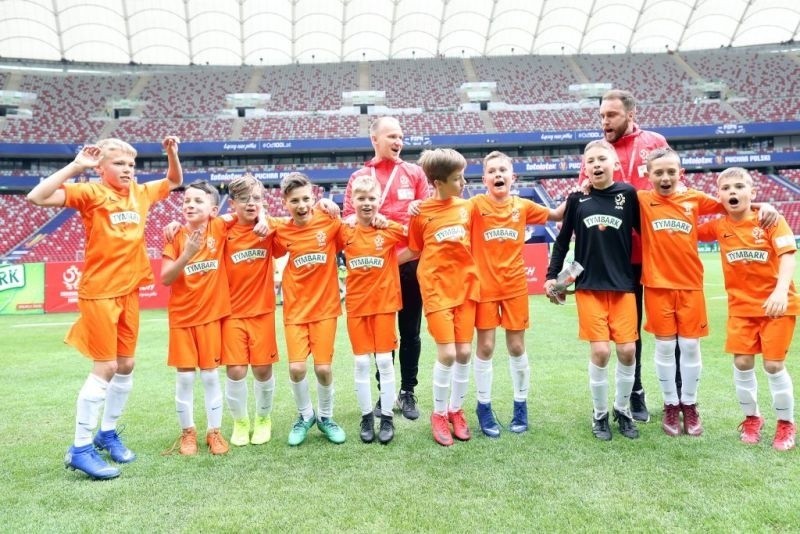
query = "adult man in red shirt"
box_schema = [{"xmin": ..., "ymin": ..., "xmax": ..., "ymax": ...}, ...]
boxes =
[{"xmin": 343, "ymin": 116, "xmax": 429, "ymax": 420}]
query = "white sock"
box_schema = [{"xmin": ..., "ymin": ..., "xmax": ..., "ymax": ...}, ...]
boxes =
[
  {"xmin": 432, "ymin": 361, "xmax": 453, "ymax": 415},
  {"xmin": 225, "ymin": 376, "xmax": 248, "ymax": 420},
  {"xmin": 733, "ymin": 367, "xmax": 759, "ymax": 417},
  {"xmin": 100, "ymin": 372, "xmax": 132, "ymax": 432},
  {"xmin": 289, "ymin": 377, "xmax": 314, "ymax": 420},
  {"xmin": 74, "ymin": 374, "xmax": 108, "ymax": 447},
  {"xmin": 201, "ymin": 370, "xmax": 223, "ymax": 431},
  {"xmin": 767, "ymin": 369, "xmax": 795, "ymax": 422},
  {"xmin": 509, "ymin": 353, "xmax": 530, "ymax": 402},
  {"xmin": 317, "ymin": 382, "xmax": 334, "ymax": 419},
  {"xmin": 473, "ymin": 357, "xmax": 493, "ymax": 404},
  {"xmin": 376, "ymin": 352, "xmax": 396, "ymax": 417},
  {"xmin": 448, "ymin": 361, "xmax": 470, "ymax": 412},
  {"xmin": 175, "ymin": 371, "xmax": 196, "ymax": 430},
  {"xmin": 678, "ymin": 337, "xmax": 702, "ymax": 405},
  {"xmin": 353, "ymin": 355, "xmax": 373, "ymax": 415},
  {"xmin": 614, "ymin": 362, "xmax": 636, "ymax": 416},
  {"xmin": 588, "ymin": 362, "xmax": 609, "ymax": 418},
  {"xmin": 654, "ymin": 339, "xmax": 679, "ymax": 405},
  {"xmin": 253, "ymin": 376, "xmax": 275, "ymax": 417}
]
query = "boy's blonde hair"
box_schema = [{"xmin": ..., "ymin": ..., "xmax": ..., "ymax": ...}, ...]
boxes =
[
  {"xmin": 96, "ymin": 138, "xmax": 137, "ymax": 159},
  {"xmin": 186, "ymin": 180, "xmax": 220, "ymax": 206},
  {"xmin": 280, "ymin": 172, "xmax": 311, "ymax": 198},
  {"xmin": 418, "ymin": 148, "xmax": 466, "ymax": 185},
  {"xmin": 584, "ymin": 139, "xmax": 618, "ymax": 158},
  {"xmin": 645, "ymin": 147, "xmax": 680, "ymax": 170},
  {"xmin": 717, "ymin": 167, "xmax": 754, "ymax": 186},
  {"xmin": 228, "ymin": 173, "xmax": 264, "ymax": 202},
  {"xmin": 351, "ymin": 174, "xmax": 381, "ymax": 196},
  {"xmin": 482, "ymin": 150, "xmax": 513, "ymax": 169}
]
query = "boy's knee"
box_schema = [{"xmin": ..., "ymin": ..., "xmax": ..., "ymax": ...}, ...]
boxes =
[{"xmin": 763, "ymin": 360, "xmax": 785, "ymax": 374}]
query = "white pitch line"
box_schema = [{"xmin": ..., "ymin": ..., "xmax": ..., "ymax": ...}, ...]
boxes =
[{"xmin": 12, "ymin": 318, "xmax": 164, "ymax": 328}]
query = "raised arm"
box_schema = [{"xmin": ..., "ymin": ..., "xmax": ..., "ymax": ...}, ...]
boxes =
[
  {"xmin": 26, "ymin": 146, "xmax": 101, "ymax": 207},
  {"xmin": 162, "ymin": 136, "xmax": 183, "ymax": 191}
]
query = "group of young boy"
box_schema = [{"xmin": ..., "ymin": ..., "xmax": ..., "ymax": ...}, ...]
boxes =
[{"xmin": 26, "ymin": 125, "xmax": 798, "ymax": 481}]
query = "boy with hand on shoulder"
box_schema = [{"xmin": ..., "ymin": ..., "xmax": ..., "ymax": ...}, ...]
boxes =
[
  {"xmin": 698, "ymin": 167, "xmax": 798, "ymax": 451},
  {"xmin": 470, "ymin": 151, "xmax": 559, "ymax": 437},
  {"xmin": 544, "ymin": 140, "xmax": 641, "ymax": 442},
  {"xmin": 27, "ymin": 136, "xmax": 182, "ymax": 480},
  {"xmin": 161, "ymin": 181, "xmax": 235, "ymax": 456},
  {"xmin": 408, "ymin": 148, "xmax": 480, "ymax": 447},
  {"xmin": 338, "ymin": 174, "xmax": 411, "ymax": 444},
  {"xmin": 268, "ymin": 173, "xmax": 346, "ymax": 446},
  {"xmin": 221, "ymin": 175, "xmax": 279, "ymax": 447}
]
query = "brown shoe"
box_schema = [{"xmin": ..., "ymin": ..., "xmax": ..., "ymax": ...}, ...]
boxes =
[
  {"xmin": 206, "ymin": 428, "xmax": 229, "ymax": 455},
  {"xmin": 179, "ymin": 427, "xmax": 198, "ymax": 455}
]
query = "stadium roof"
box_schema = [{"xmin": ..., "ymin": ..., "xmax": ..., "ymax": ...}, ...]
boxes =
[{"xmin": 1, "ymin": 0, "xmax": 798, "ymax": 66}]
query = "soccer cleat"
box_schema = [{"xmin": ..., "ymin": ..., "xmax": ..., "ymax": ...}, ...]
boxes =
[
  {"xmin": 592, "ymin": 412, "xmax": 612, "ymax": 441},
  {"xmin": 738, "ymin": 415, "xmax": 764, "ymax": 445},
  {"xmin": 396, "ymin": 390, "xmax": 420, "ymax": 420},
  {"xmin": 65, "ymin": 443, "xmax": 121, "ymax": 480},
  {"xmin": 476, "ymin": 402, "xmax": 500, "ymax": 438},
  {"xmin": 509, "ymin": 400, "xmax": 528, "ymax": 433},
  {"xmin": 251, "ymin": 415, "xmax": 272, "ymax": 445},
  {"xmin": 772, "ymin": 420, "xmax": 796, "ymax": 451},
  {"xmin": 430, "ymin": 413, "xmax": 453, "ymax": 446},
  {"xmin": 378, "ymin": 414, "xmax": 395, "ymax": 445},
  {"xmin": 662, "ymin": 404, "xmax": 682, "ymax": 437},
  {"xmin": 206, "ymin": 428, "xmax": 229, "ymax": 455},
  {"xmin": 179, "ymin": 427, "xmax": 198, "ymax": 455},
  {"xmin": 230, "ymin": 419, "xmax": 250, "ymax": 447},
  {"xmin": 287, "ymin": 414, "xmax": 316, "ymax": 446},
  {"xmin": 448, "ymin": 409, "xmax": 471, "ymax": 441},
  {"xmin": 360, "ymin": 413, "xmax": 375, "ymax": 443},
  {"xmin": 630, "ymin": 390, "xmax": 650, "ymax": 423},
  {"xmin": 681, "ymin": 403, "xmax": 703, "ymax": 436},
  {"xmin": 317, "ymin": 417, "xmax": 346, "ymax": 444},
  {"xmin": 613, "ymin": 408, "xmax": 640, "ymax": 439},
  {"xmin": 373, "ymin": 399, "xmax": 382, "ymax": 419},
  {"xmin": 93, "ymin": 428, "xmax": 136, "ymax": 463}
]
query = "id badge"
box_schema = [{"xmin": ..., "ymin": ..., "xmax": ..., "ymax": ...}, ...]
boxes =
[{"xmin": 397, "ymin": 188, "xmax": 414, "ymax": 200}]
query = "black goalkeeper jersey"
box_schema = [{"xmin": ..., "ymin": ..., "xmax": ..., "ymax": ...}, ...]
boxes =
[{"xmin": 547, "ymin": 182, "xmax": 640, "ymax": 292}]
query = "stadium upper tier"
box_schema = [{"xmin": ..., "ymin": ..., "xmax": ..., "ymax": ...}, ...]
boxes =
[{"xmin": 1, "ymin": 45, "xmax": 798, "ymax": 143}]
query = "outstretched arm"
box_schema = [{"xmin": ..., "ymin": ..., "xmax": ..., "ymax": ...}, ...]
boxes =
[
  {"xmin": 27, "ymin": 146, "xmax": 102, "ymax": 207},
  {"xmin": 162, "ymin": 136, "xmax": 183, "ymax": 190}
]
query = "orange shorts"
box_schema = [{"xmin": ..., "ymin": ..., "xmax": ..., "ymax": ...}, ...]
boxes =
[
  {"xmin": 221, "ymin": 313, "xmax": 279, "ymax": 367},
  {"xmin": 475, "ymin": 294, "xmax": 529, "ymax": 331},
  {"xmin": 347, "ymin": 313, "xmax": 398, "ymax": 354},
  {"xmin": 284, "ymin": 317, "xmax": 337, "ymax": 364},
  {"xmin": 426, "ymin": 300, "xmax": 477, "ymax": 344},
  {"xmin": 644, "ymin": 287, "xmax": 709, "ymax": 338},
  {"xmin": 726, "ymin": 315, "xmax": 796, "ymax": 361},
  {"xmin": 65, "ymin": 292, "xmax": 140, "ymax": 361},
  {"xmin": 575, "ymin": 290, "xmax": 638, "ymax": 343},
  {"xmin": 168, "ymin": 320, "xmax": 222, "ymax": 370}
]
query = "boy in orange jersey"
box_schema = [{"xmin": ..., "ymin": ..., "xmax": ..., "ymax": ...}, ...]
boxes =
[
  {"xmin": 27, "ymin": 136, "xmax": 182, "ymax": 480},
  {"xmin": 268, "ymin": 172, "xmax": 346, "ymax": 446},
  {"xmin": 470, "ymin": 151, "xmax": 559, "ymax": 437},
  {"xmin": 639, "ymin": 148, "xmax": 777, "ymax": 438},
  {"xmin": 161, "ymin": 181, "xmax": 236, "ymax": 456},
  {"xmin": 698, "ymin": 168, "xmax": 797, "ymax": 451},
  {"xmin": 221, "ymin": 175, "xmax": 278, "ymax": 447},
  {"xmin": 408, "ymin": 148, "xmax": 480, "ymax": 447},
  {"xmin": 544, "ymin": 140, "xmax": 640, "ymax": 442},
  {"xmin": 338, "ymin": 174, "xmax": 413, "ymax": 445}
]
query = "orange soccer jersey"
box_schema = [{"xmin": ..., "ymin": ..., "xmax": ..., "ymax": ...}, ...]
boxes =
[
  {"xmin": 163, "ymin": 216, "xmax": 232, "ymax": 328},
  {"xmin": 224, "ymin": 223, "xmax": 276, "ymax": 318},
  {"xmin": 407, "ymin": 197, "xmax": 479, "ymax": 314},
  {"xmin": 63, "ymin": 179, "xmax": 170, "ymax": 299},
  {"xmin": 638, "ymin": 189, "xmax": 723, "ymax": 289},
  {"xmin": 338, "ymin": 221, "xmax": 406, "ymax": 317},
  {"xmin": 270, "ymin": 210, "xmax": 343, "ymax": 325},
  {"xmin": 469, "ymin": 194, "xmax": 549, "ymax": 301},
  {"xmin": 698, "ymin": 212, "xmax": 800, "ymax": 317}
]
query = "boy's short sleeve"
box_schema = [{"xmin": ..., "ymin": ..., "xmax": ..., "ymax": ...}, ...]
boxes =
[
  {"xmin": 407, "ymin": 215, "xmax": 422, "ymax": 253},
  {"xmin": 696, "ymin": 218, "xmax": 718, "ymax": 242}
]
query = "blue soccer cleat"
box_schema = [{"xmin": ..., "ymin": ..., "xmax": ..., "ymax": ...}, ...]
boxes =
[
  {"xmin": 476, "ymin": 401, "xmax": 501, "ymax": 438},
  {"xmin": 509, "ymin": 400, "xmax": 528, "ymax": 433},
  {"xmin": 65, "ymin": 444, "xmax": 121, "ymax": 480},
  {"xmin": 93, "ymin": 428, "xmax": 136, "ymax": 463}
]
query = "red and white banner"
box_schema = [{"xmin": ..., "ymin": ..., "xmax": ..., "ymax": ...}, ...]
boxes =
[
  {"xmin": 44, "ymin": 259, "xmax": 170, "ymax": 313},
  {"xmin": 522, "ymin": 243, "xmax": 549, "ymax": 295}
]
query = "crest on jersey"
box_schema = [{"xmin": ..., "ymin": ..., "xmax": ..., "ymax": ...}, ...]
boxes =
[
  {"xmin": 511, "ymin": 208, "xmax": 520, "ymax": 223},
  {"xmin": 682, "ymin": 202, "xmax": 694, "ymax": 216},
  {"xmin": 206, "ymin": 236, "xmax": 216, "ymax": 254},
  {"xmin": 614, "ymin": 193, "xmax": 626, "ymax": 210},
  {"xmin": 752, "ymin": 227, "xmax": 765, "ymax": 243},
  {"xmin": 400, "ymin": 176, "xmax": 410, "ymax": 187},
  {"xmin": 316, "ymin": 231, "xmax": 327, "ymax": 247},
  {"xmin": 459, "ymin": 207, "xmax": 468, "ymax": 222},
  {"xmin": 374, "ymin": 234, "xmax": 385, "ymax": 251}
]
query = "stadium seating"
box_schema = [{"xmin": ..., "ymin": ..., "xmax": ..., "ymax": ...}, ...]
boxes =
[
  {"xmin": 369, "ymin": 58, "xmax": 466, "ymax": 110},
  {"xmin": 0, "ymin": 194, "xmax": 60, "ymax": 255},
  {"xmin": 260, "ymin": 63, "xmax": 359, "ymax": 112}
]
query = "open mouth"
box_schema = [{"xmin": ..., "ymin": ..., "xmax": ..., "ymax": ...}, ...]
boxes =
[
  {"xmin": 728, "ymin": 197, "xmax": 739, "ymax": 206},
  {"xmin": 493, "ymin": 179, "xmax": 505, "ymax": 187}
]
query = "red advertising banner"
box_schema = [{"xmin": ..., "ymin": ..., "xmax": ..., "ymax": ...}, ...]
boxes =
[
  {"xmin": 522, "ymin": 243, "xmax": 550, "ymax": 295},
  {"xmin": 44, "ymin": 259, "xmax": 170, "ymax": 313}
]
